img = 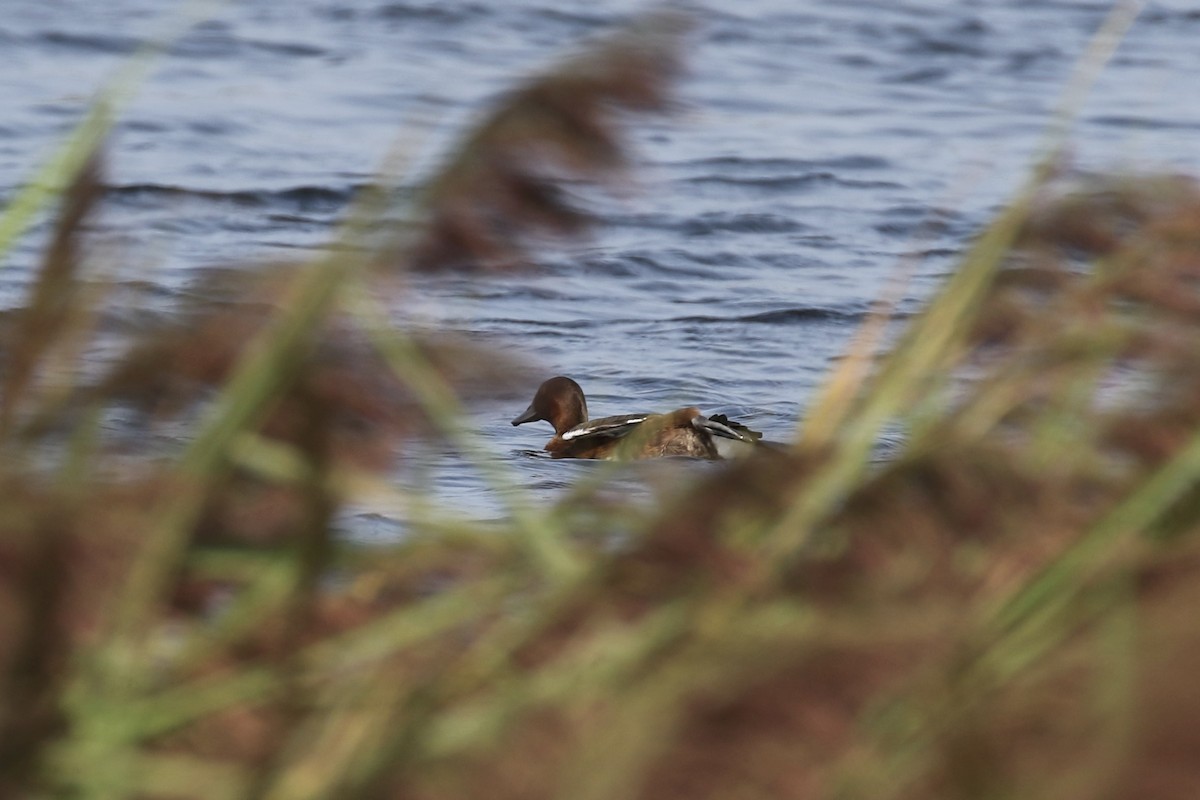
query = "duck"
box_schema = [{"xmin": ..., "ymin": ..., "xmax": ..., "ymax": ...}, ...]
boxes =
[{"xmin": 511, "ymin": 376, "xmax": 763, "ymax": 460}]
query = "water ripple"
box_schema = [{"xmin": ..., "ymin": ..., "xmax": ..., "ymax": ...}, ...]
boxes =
[{"xmin": 105, "ymin": 183, "xmax": 358, "ymax": 211}]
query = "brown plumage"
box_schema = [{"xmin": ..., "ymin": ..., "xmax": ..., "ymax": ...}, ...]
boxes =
[{"xmin": 511, "ymin": 376, "xmax": 762, "ymax": 460}]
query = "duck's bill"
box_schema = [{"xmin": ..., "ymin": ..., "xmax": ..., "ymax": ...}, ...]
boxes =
[{"xmin": 511, "ymin": 404, "xmax": 541, "ymax": 426}]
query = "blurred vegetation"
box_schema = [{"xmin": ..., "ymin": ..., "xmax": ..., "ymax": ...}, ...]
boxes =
[{"xmin": 3, "ymin": 9, "xmax": 1200, "ymax": 800}]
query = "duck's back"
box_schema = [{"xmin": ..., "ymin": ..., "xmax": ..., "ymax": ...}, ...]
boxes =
[{"xmin": 552, "ymin": 409, "xmax": 721, "ymax": 460}]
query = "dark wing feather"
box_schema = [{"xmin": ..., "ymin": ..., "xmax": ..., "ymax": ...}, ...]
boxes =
[
  {"xmin": 560, "ymin": 413, "xmax": 654, "ymax": 443},
  {"xmin": 697, "ymin": 414, "xmax": 763, "ymax": 443}
]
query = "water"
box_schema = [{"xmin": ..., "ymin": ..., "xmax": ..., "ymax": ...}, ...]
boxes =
[{"xmin": 3, "ymin": 1, "xmax": 1199, "ymax": 532}]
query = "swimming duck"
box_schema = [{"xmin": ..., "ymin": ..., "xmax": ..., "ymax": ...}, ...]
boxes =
[{"xmin": 511, "ymin": 376, "xmax": 762, "ymax": 460}]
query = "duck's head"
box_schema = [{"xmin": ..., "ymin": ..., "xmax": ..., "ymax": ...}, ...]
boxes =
[{"xmin": 511, "ymin": 376, "xmax": 589, "ymax": 435}]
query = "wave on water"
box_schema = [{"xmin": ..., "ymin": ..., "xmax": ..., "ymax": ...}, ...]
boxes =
[
  {"xmin": 669, "ymin": 306, "xmax": 870, "ymax": 325},
  {"xmin": 682, "ymin": 155, "xmax": 892, "ymax": 172},
  {"xmin": 680, "ymin": 172, "xmax": 902, "ymax": 193},
  {"xmin": 104, "ymin": 183, "xmax": 359, "ymax": 211},
  {"xmin": 37, "ymin": 30, "xmax": 140, "ymax": 55}
]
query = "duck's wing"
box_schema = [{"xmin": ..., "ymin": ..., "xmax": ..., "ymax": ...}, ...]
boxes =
[
  {"xmin": 695, "ymin": 413, "xmax": 763, "ymax": 444},
  {"xmin": 560, "ymin": 413, "xmax": 655, "ymax": 444}
]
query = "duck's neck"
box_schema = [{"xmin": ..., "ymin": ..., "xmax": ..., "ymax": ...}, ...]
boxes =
[{"xmin": 554, "ymin": 396, "xmax": 588, "ymax": 435}]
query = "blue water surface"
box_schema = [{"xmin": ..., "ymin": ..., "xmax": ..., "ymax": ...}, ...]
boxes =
[{"xmin": 2, "ymin": 0, "xmax": 1198, "ymax": 533}]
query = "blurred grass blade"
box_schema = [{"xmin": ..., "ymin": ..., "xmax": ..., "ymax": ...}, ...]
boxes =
[
  {"xmin": 0, "ymin": 0, "xmax": 228, "ymax": 263},
  {"xmin": 0, "ymin": 154, "xmax": 103, "ymax": 437},
  {"xmin": 782, "ymin": 0, "xmax": 1146, "ymax": 559},
  {"xmin": 346, "ymin": 281, "xmax": 581, "ymax": 582},
  {"xmin": 989, "ymin": 421, "xmax": 1200, "ymax": 644}
]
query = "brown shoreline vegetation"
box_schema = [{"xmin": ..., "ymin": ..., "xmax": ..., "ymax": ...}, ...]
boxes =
[{"xmin": 3, "ymin": 11, "xmax": 1200, "ymax": 800}]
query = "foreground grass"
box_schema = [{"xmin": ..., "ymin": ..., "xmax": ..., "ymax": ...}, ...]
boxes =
[{"xmin": 3, "ymin": 7, "xmax": 1200, "ymax": 800}]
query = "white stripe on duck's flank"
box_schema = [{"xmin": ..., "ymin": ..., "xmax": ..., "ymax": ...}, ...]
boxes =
[{"xmin": 560, "ymin": 413, "xmax": 653, "ymax": 441}]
